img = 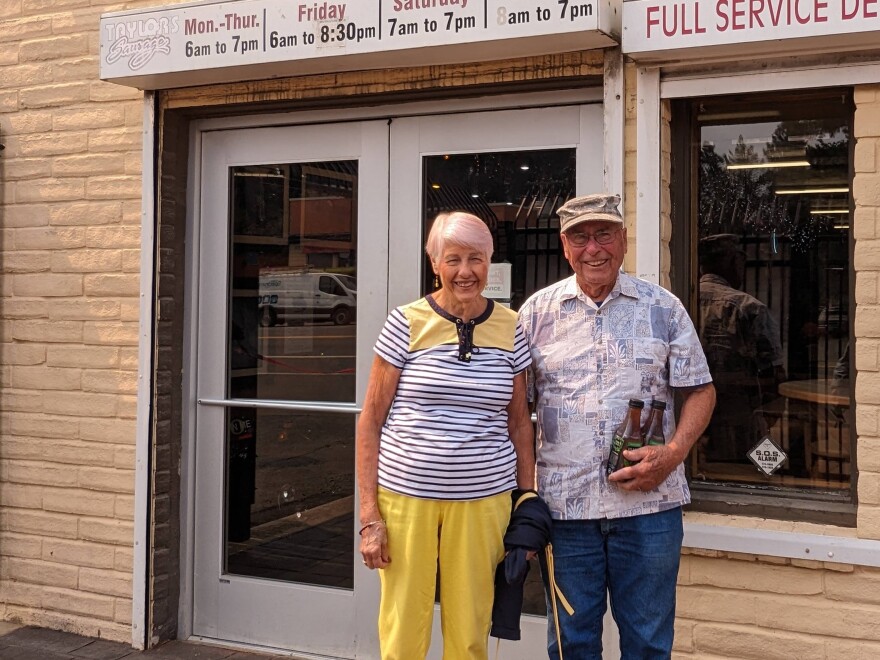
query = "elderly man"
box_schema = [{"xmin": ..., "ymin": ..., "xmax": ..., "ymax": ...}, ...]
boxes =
[{"xmin": 518, "ymin": 194, "xmax": 716, "ymax": 660}]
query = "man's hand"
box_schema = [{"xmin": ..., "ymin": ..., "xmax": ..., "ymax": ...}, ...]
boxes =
[
  {"xmin": 609, "ymin": 383, "xmax": 716, "ymax": 492},
  {"xmin": 607, "ymin": 444, "xmax": 684, "ymax": 492}
]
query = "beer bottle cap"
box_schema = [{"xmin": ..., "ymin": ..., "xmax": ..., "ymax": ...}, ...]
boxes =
[{"xmin": 628, "ymin": 399, "xmax": 645, "ymax": 408}]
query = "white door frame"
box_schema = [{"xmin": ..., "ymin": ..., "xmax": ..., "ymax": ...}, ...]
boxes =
[
  {"xmin": 178, "ymin": 89, "xmax": 614, "ymax": 658},
  {"xmin": 187, "ymin": 120, "xmax": 389, "ymax": 657}
]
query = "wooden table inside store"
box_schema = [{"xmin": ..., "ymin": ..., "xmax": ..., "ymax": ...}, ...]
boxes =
[
  {"xmin": 778, "ymin": 379, "xmax": 850, "ymax": 407},
  {"xmin": 777, "ymin": 379, "xmax": 850, "ymax": 483}
]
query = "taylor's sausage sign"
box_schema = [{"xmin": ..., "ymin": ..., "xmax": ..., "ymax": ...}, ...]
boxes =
[{"xmin": 100, "ymin": 0, "xmax": 619, "ymax": 89}]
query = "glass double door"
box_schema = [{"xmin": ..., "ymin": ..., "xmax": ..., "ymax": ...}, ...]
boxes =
[{"xmin": 192, "ymin": 103, "xmax": 602, "ymax": 658}]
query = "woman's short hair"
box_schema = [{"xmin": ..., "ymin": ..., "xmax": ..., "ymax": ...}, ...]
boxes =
[{"xmin": 425, "ymin": 212, "xmax": 494, "ymax": 263}]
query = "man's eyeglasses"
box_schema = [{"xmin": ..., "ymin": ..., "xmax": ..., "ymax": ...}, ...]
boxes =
[{"xmin": 564, "ymin": 227, "xmax": 620, "ymax": 247}]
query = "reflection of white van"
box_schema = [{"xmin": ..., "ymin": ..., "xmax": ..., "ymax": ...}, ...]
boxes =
[{"xmin": 258, "ymin": 269, "xmax": 357, "ymax": 326}]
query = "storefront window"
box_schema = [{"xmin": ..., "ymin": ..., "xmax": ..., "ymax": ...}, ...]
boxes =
[{"xmin": 671, "ymin": 90, "xmax": 855, "ymax": 518}]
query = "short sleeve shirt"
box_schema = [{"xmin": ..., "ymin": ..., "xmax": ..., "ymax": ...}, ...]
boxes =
[
  {"xmin": 518, "ymin": 273, "xmax": 712, "ymax": 520},
  {"xmin": 374, "ymin": 295, "xmax": 532, "ymax": 500}
]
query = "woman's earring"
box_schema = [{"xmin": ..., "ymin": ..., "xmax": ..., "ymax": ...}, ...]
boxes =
[{"xmin": 433, "ymin": 275, "xmax": 440, "ymax": 289}]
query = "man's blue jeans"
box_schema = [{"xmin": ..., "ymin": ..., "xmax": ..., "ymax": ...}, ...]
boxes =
[{"xmin": 539, "ymin": 507, "xmax": 683, "ymax": 660}]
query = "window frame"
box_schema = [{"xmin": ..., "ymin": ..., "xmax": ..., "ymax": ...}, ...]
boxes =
[
  {"xmin": 632, "ymin": 63, "xmax": 875, "ymax": 560},
  {"xmin": 669, "ymin": 89, "xmax": 856, "ymax": 524}
]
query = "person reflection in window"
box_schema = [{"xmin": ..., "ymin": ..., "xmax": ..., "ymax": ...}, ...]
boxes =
[
  {"xmin": 698, "ymin": 234, "xmax": 785, "ymax": 462},
  {"xmin": 832, "ymin": 342, "xmax": 850, "ymax": 398}
]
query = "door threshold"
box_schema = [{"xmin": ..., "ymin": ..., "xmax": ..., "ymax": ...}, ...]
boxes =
[{"xmin": 187, "ymin": 635, "xmax": 346, "ymax": 659}]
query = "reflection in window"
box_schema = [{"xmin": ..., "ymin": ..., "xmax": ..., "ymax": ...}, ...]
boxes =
[
  {"xmin": 422, "ymin": 150, "xmax": 576, "ymax": 307},
  {"xmin": 675, "ymin": 91, "xmax": 854, "ymax": 510},
  {"xmin": 225, "ymin": 161, "xmax": 358, "ymax": 588}
]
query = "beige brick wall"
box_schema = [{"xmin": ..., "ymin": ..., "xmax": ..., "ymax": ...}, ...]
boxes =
[
  {"xmin": 0, "ymin": 0, "xmax": 147, "ymax": 642},
  {"xmin": 675, "ymin": 550, "xmax": 880, "ymax": 658},
  {"xmin": 854, "ymin": 86, "xmax": 880, "ymax": 541}
]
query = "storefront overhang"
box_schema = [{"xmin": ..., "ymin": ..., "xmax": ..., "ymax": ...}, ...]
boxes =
[
  {"xmin": 622, "ymin": 0, "xmax": 880, "ymax": 63},
  {"xmin": 99, "ymin": 0, "xmax": 621, "ymax": 90}
]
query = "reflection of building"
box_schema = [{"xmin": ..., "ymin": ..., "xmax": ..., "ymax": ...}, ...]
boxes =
[
  {"xmin": 290, "ymin": 197, "xmax": 354, "ymax": 267},
  {"xmin": 233, "ymin": 165, "xmax": 357, "ymax": 286}
]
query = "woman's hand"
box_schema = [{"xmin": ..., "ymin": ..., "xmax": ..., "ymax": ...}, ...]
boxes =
[
  {"xmin": 360, "ymin": 523, "xmax": 391, "ymax": 570},
  {"xmin": 356, "ymin": 356, "xmax": 400, "ymax": 571}
]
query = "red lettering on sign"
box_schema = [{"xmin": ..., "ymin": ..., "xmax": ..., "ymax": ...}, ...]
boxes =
[
  {"xmin": 716, "ymin": 0, "xmax": 730, "ymax": 30},
  {"xmin": 795, "ymin": 0, "xmax": 810, "ymax": 23},
  {"xmin": 763, "ymin": 0, "xmax": 778, "ymax": 24},
  {"xmin": 663, "ymin": 4, "xmax": 677, "ymax": 36},
  {"xmin": 695, "ymin": 4, "xmax": 708, "ymax": 32},
  {"xmin": 646, "ymin": 3, "xmax": 707, "ymax": 38},
  {"xmin": 750, "ymin": 0, "xmax": 766, "ymax": 26},
  {"xmin": 646, "ymin": 4, "xmax": 660, "ymax": 37},
  {"xmin": 716, "ymin": 0, "xmax": 831, "ymax": 29}
]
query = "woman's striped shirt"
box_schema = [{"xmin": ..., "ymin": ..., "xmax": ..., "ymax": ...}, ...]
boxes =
[{"xmin": 374, "ymin": 295, "xmax": 532, "ymax": 500}]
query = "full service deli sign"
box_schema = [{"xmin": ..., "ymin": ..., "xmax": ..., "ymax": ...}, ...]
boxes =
[
  {"xmin": 100, "ymin": 0, "xmax": 613, "ymax": 86},
  {"xmin": 623, "ymin": 0, "xmax": 880, "ymax": 55}
]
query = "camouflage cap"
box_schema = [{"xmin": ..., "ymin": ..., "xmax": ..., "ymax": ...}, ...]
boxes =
[{"xmin": 557, "ymin": 193, "xmax": 623, "ymax": 233}]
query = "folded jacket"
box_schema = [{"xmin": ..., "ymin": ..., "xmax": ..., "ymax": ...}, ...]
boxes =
[{"xmin": 490, "ymin": 489, "xmax": 552, "ymax": 641}]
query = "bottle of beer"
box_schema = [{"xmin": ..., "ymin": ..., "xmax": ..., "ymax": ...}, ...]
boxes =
[
  {"xmin": 607, "ymin": 399, "xmax": 645, "ymax": 475},
  {"xmin": 640, "ymin": 398, "xmax": 655, "ymax": 437},
  {"xmin": 643, "ymin": 399, "xmax": 667, "ymax": 446}
]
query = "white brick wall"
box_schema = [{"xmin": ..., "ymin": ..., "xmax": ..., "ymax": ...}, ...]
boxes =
[{"xmin": 0, "ymin": 0, "xmax": 146, "ymax": 642}]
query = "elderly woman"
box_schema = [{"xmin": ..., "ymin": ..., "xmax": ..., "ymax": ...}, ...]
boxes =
[{"xmin": 356, "ymin": 211, "xmax": 535, "ymax": 660}]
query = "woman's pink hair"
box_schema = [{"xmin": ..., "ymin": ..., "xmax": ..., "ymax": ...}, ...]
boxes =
[{"xmin": 425, "ymin": 212, "xmax": 494, "ymax": 263}]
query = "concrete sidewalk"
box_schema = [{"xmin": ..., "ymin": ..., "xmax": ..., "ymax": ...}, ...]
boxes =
[{"xmin": 0, "ymin": 624, "xmax": 309, "ymax": 660}]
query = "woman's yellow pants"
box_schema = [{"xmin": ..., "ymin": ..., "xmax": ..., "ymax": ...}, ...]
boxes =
[{"xmin": 377, "ymin": 487, "xmax": 511, "ymax": 660}]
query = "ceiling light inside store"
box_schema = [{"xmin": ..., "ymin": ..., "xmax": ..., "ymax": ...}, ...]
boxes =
[
  {"xmin": 520, "ymin": 165, "xmax": 530, "ymax": 170},
  {"xmin": 431, "ymin": 184, "xmax": 441, "ymax": 189},
  {"xmin": 834, "ymin": 225, "xmax": 850, "ymax": 229},
  {"xmin": 809, "ymin": 209, "xmax": 849, "ymax": 215},
  {"xmin": 776, "ymin": 187, "xmax": 849, "ymax": 195},
  {"xmin": 726, "ymin": 160, "xmax": 810, "ymax": 170}
]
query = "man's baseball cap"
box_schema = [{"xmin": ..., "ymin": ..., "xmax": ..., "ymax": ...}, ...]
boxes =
[{"xmin": 557, "ymin": 194, "xmax": 624, "ymax": 233}]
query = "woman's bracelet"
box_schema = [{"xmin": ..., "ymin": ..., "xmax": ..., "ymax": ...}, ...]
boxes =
[{"xmin": 358, "ymin": 519, "xmax": 386, "ymax": 536}]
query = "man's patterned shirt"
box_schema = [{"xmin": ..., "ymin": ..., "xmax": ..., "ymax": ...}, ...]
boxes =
[{"xmin": 518, "ymin": 272, "xmax": 713, "ymax": 520}]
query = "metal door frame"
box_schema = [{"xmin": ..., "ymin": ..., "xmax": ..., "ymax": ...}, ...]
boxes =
[{"xmin": 179, "ymin": 89, "xmax": 612, "ymax": 657}]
